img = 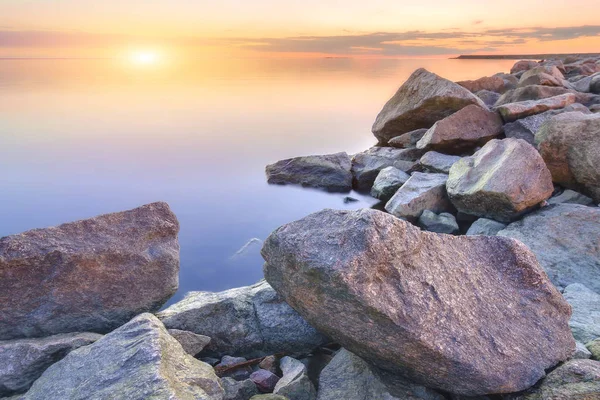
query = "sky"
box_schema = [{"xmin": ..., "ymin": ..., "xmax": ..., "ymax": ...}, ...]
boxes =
[{"xmin": 1, "ymin": 0, "xmax": 600, "ymax": 58}]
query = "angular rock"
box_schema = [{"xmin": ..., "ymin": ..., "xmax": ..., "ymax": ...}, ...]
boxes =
[
  {"xmin": 547, "ymin": 189, "xmax": 594, "ymax": 206},
  {"xmin": 167, "ymin": 329, "xmax": 211, "ymax": 357},
  {"xmin": 475, "ymin": 90, "xmax": 501, "ymax": 107},
  {"xmin": 563, "ymin": 284, "xmax": 600, "ymax": 344},
  {"xmin": 273, "ymin": 357, "xmax": 316, "ymax": 400},
  {"xmin": 418, "ymin": 210, "xmax": 459, "ymax": 234},
  {"xmin": 384, "ymin": 172, "xmax": 452, "ymax": 221},
  {"xmin": 265, "ymin": 153, "xmax": 353, "ymax": 193},
  {"xmin": 416, "ymin": 105, "xmax": 503, "ymax": 153},
  {"xmin": 250, "ymin": 369, "xmax": 280, "ymax": 393},
  {"xmin": 372, "ymin": 68, "xmax": 486, "ymax": 144},
  {"xmin": 573, "ymin": 342, "xmax": 593, "ymax": 360},
  {"xmin": 0, "ymin": 202, "xmax": 180, "ymax": 340},
  {"xmin": 19, "ymin": 314, "xmax": 224, "ymax": 400},
  {"xmin": 223, "ymin": 378, "xmax": 259, "ymax": 400},
  {"xmin": 510, "ymin": 60, "xmax": 539, "ymax": 74},
  {"xmin": 457, "ymin": 76, "xmax": 509, "ymax": 93},
  {"xmin": 496, "ymin": 85, "xmax": 572, "ymax": 106},
  {"xmin": 466, "ymin": 218, "xmax": 507, "ymax": 236},
  {"xmin": 517, "ymin": 360, "xmax": 600, "ymax": 399},
  {"xmin": 447, "ymin": 139, "xmax": 554, "ymax": 222},
  {"xmin": 388, "ymin": 128, "xmax": 428, "ymax": 149},
  {"xmin": 535, "ymin": 112, "xmax": 600, "ymax": 202},
  {"xmin": 351, "ymin": 147, "xmax": 419, "ymax": 192},
  {"xmin": 158, "ymin": 280, "xmax": 328, "ymax": 358},
  {"xmin": 0, "ymin": 332, "xmax": 101, "ymax": 397},
  {"xmin": 262, "ymin": 208, "xmax": 574, "ymax": 395},
  {"xmin": 498, "ymin": 204, "xmax": 600, "ymax": 292},
  {"xmin": 518, "ymin": 65, "xmax": 566, "ymax": 88},
  {"xmin": 370, "ymin": 167, "xmax": 410, "ymax": 201},
  {"xmin": 316, "ymin": 349, "xmax": 443, "ymax": 400},
  {"xmin": 496, "ymin": 93, "xmax": 577, "ymax": 122},
  {"xmin": 416, "ymin": 151, "xmax": 461, "ymax": 174},
  {"xmin": 258, "ymin": 356, "xmax": 279, "ymax": 375}
]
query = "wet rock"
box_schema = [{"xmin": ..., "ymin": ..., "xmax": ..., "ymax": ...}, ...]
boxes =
[
  {"xmin": 535, "ymin": 112, "xmax": 600, "ymax": 202},
  {"xmin": 517, "ymin": 65, "xmax": 566, "ymax": 88},
  {"xmin": 457, "ymin": 75, "xmax": 510, "ymax": 93},
  {"xmin": 416, "ymin": 105, "xmax": 503, "ymax": 153},
  {"xmin": 158, "ymin": 280, "xmax": 328, "ymax": 358},
  {"xmin": 19, "ymin": 314, "xmax": 223, "ymax": 400},
  {"xmin": 316, "ymin": 348, "xmax": 443, "ymax": 400},
  {"xmin": 262, "ymin": 208, "xmax": 574, "ymax": 396},
  {"xmin": 496, "ymin": 93, "xmax": 577, "ymax": 122},
  {"xmin": 217, "ymin": 356, "xmax": 252, "ymax": 381},
  {"xmin": 370, "ymin": 166, "xmax": 410, "ymax": 201},
  {"xmin": 273, "ymin": 357, "xmax": 316, "ymax": 400},
  {"xmin": 223, "ymin": 378, "xmax": 259, "ymax": 400},
  {"xmin": 250, "ymin": 369, "xmax": 280, "ymax": 393},
  {"xmin": 0, "ymin": 202, "xmax": 180, "ymax": 340},
  {"xmin": 498, "ymin": 204, "xmax": 600, "ymax": 292},
  {"xmin": 563, "ymin": 284, "xmax": 600, "ymax": 344},
  {"xmin": 418, "ymin": 210, "xmax": 459, "ymax": 234},
  {"xmin": 0, "ymin": 332, "xmax": 101, "ymax": 397},
  {"xmin": 384, "ymin": 172, "xmax": 452, "ymax": 221},
  {"xmin": 447, "ymin": 138, "xmax": 554, "ymax": 222},
  {"xmin": 167, "ymin": 329, "xmax": 211, "ymax": 357},
  {"xmin": 547, "ymin": 189, "xmax": 594, "ymax": 206},
  {"xmin": 510, "ymin": 60, "xmax": 539, "ymax": 74},
  {"xmin": 388, "ymin": 128, "xmax": 428, "ymax": 149},
  {"xmin": 351, "ymin": 147, "xmax": 419, "ymax": 192},
  {"xmin": 265, "ymin": 152, "xmax": 353, "ymax": 193},
  {"xmin": 372, "ymin": 68, "xmax": 486, "ymax": 144},
  {"xmin": 475, "ymin": 90, "xmax": 501, "ymax": 107},
  {"xmin": 466, "ymin": 218, "xmax": 507, "ymax": 236},
  {"xmin": 573, "ymin": 342, "xmax": 593, "ymax": 359},
  {"xmin": 516, "ymin": 360, "xmax": 600, "ymax": 399},
  {"xmin": 416, "ymin": 151, "xmax": 461, "ymax": 174}
]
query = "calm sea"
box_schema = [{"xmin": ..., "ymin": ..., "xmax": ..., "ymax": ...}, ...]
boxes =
[{"xmin": 0, "ymin": 57, "xmax": 515, "ymax": 304}]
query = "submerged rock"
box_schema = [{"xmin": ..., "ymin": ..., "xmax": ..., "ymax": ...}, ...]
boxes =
[
  {"xmin": 563, "ymin": 284, "xmax": 600, "ymax": 344},
  {"xmin": 351, "ymin": 147, "xmax": 418, "ymax": 192},
  {"xmin": 418, "ymin": 210, "xmax": 459, "ymax": 234},
  {"xmin": 273, "ymin": 357, "xmax": 316, "ymax": 400},
  {"xmin": 265, "ymin": 152, "xmax": 353, "ymax": 193},
  {"xmin": 157, "ymin": 280, "xmax": 328, "ymax": 358},
  {"xmin": 496, "ymin": 93, "xmax": 577, "ymax": 122},
  {"xmin": 262, "ymin": 208, "xmax": 574, "ymax": 396},
  {"xmin": 466, "ymin": 218, "xmax": 507, "ymax": 236},
  {"xmin": 0, "ymin": 202, "xmax": 180, "ymax": 340},
  {"xmin": 19, "ymin": 314, "xmax": 224, "ymax": 400},
  {"xmin": 370, "ymin": 166, "xmax": 410, "ymax": 201},
  {"xmin": 372, "ymin": 68, "xmax": 486, "ymax": 144}
]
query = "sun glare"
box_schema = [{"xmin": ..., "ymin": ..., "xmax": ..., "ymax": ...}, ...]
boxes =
[{"xmin": 129, "ymin": 50, "xmax": 161, "ymax": 66}]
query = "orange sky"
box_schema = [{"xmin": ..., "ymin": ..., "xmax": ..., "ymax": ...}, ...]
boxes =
[{"xmin": 1, "ymin": 0, "xmax": 599, "ymax": 58}]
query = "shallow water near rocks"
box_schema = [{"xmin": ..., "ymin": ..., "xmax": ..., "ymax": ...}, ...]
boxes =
[{"xmin": 0, "ymin": 57, "xmax": 514, "ymax": 305}]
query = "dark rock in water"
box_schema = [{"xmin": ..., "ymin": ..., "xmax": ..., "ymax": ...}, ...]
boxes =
[
  {"xmin": 388, "ymin": 128, "xmax": 428, "ymax": 148},
  {"xmin": 563, "ymin": 284, "xmax": 600, "ymax": 344},
  {"xmin": 447, "ymin": 139, "xmax": 554, "ymax": 222},
  {"xmin": 517, "ymin": 65, "xmax": 566, "ymax": 88},
  {"xmin": 372, "ymin": 68, "xmax": 486, "ymax": 144},
  {"xmin": 342, "ymin": 196, "xmax": 358, "ymax": 204},
  {"xmin": 418, "ymin": 210, "xmax": 459, "ymax": 234},
  {"xmin": 416, "ymin": 151, "xmax": 461, "ymax": 174},
  {"xmin": 250, "ymin": 369, "xmax": 280, "ymax": 393},
  {"xmin": 351, "ymin": 147, "xmax": 418, "ymax": 192},
  {"xmin": 547, "ymin": 189, "xmax": 594, "ymax": 206},
  {"xmin": 0, "ymin": 202, "xmax": 180, "ymax": 340},
  {"xmin": 223, "ymin": 377, "xmax": 259, "ymax": 400},
  {"xmin": 384, "ymin": 172, "xmax": 452, "ymax": 221},
  {"xmin": 535, "ymin": 112, "xmax": 600, "ymax": 202},
  {"xmin": 273, "ymin": 357, "xmax": 316, "ymax": 400},
  {"xmin": 475, "ymin": 90, "xmax": 501, "ymax": 108},
  {"xmin": 495, "ymin": 93, "xmax": 577, "ymax": 122},
  {"xmin": 265, "ymin": 152, "xmax": 353, "ymax": 193},
  {"xmin": 370, "ymin": 167, "xmax": 410, "ymax": 201},
  {"xmin": 466, "ymin": 218, "xmax": 507, "ymax": 236},
  {"xmin": 316, "ymin": 348, "xmax": 444, "ymax": 400},
  {"xmin": 167, "ymin": 329, "xmax": 211, "ymax": 357},
  {"xmin": 262, "ymin": 208, "xmax": 574, "ymax": 396},
  {"xmin": 457, "ymin": 75, "xmax": 511, "ymax": 94},
  {"xmin": 0, "ymin": 332, "xmax": 101, "ymax": 397},
  {"xmin": 510, "ymin": 60, "xmax": 539, "ymax": 74},
  {"xmin": 498, "ymin": 204, "xmax": 600, "ymax": 292},
  {"xmin": 157, "ymin": 280, "xmax": 328, "ymax": 358},
  {"xmin": 18, "ymin": 314, "xmax": 224, "ymax": 400},
  {"xmin": 416, "ymin": 104, "xmax": 503, "ymax": 153}
]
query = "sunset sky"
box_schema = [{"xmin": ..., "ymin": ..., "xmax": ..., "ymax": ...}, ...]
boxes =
[{"xmin": 2, "ymin": 0, "xmax": 600, "ymax": 58}]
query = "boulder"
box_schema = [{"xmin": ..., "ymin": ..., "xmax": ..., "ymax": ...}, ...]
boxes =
[
  {"xmin": 0, "ymin": 332, "xmax": 101, "ymax": 397},
  {"xmin": 496, "ymin": 85, "xmax": 572, "ymax": 106},
  {"xmin": 416, "ymin": 105, "xmax": 503, "ymax": 153},
  {"xmin": 547, "ymin": 189, "xmax": 594, "ymax": 206},
  {"xmin": 250, "ymin": 395, "xmax": 288, "ymax": 400},
  {"xmin": 592, "ymin": 74, "xmax": 600, "ymax": 94},
  {"xmin": 418, "ymin": 210, "xmax": 459, "ymax": 234},
  {"xmin": 457, "ymin": 76, "xmax": 510, "ymax": 93},
  {"xmin": 516, "ymin": 360, "xmax": 600, "ymax": 399},
  {"xmin": 316, "ymin": 349, "xmax": 443, "ymax": 400},
  {"xmin": 498, "ymin": 204, "xmax": 600, "ymax": 292},
  {"xmin": 510, "ymin": 60, "xmax": 539, "ymax": 74},
  {"xmin": 351, "ymin": 147, "xmax": 419, "ymax": 192},
  {"xmin": 157, "ymin": 280, "xmax": 328, "ymax": 358},
  {"xmin": 262, "ymin": 208, "xmax": 574, "ymax": 395},
  {"xmin": 0, "ymin": 202, "xmax": 179, "ymax": 340},
  {"xmin": 250, "ymin": 369, "xmax": 280, "ymax": 393},
  {"xmin": 563, "ymin": 284, "xmax": 600, "ymax": 344},
  {"xmin": 495, "ymin": 93, "xmax": 577, "ymax": 122},
  {"xmin": 535, "ymin": 112, "xmax": 600, "ymax": 202},
  {"xmin": 466, "ymin": 218, "xmax": 507, "ymax": 236},
  {"xmin": 19, "ymin": 314, "xmax": 224, "ymax": 400},
  {"xmin": 384, "ymin": 172, "xmax": 452, "ymax": 221},
  {"xmin": 415, "ymin": 151, "xmax": 461, "ymax": 174},
  {"xmin": 223, "ymin": 378, "xmax": 259, "ymax": 400},
  {"xmin": 447, "ymin": 138, "xmax": 554, "ymax": 222},
  {"xmin": 475, "ymin": 90, "xmax": 501, "ymax": 107},
  {"xmin": 372, "ymin": 68, "xmax": 486, "ymax": 144},
  {"xmin": 370, "ymin": 167, "xmax": 410, "ymax": 201},
  {"xmin": 388, "ymin": 128, "xmax": 428, "ymax": 149},
  {"xmin": 517, "ymin": 66, "xmax": 566, "ymax": 88},
  {"xmin": 273, "ymin": 357, "xmax": 316, "ymax": 400},
  {"xmin": 265, "ymin": 153, "xmax": 353, "ymax": 193},
  {"xmin": 167, "ymin": 329, "xmax": 211, "ymax": 357}
]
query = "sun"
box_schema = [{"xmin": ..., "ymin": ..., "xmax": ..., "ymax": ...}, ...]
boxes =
[{"xmin": 129, "ymin": 50, "xmax": 161, "ymax": 66}]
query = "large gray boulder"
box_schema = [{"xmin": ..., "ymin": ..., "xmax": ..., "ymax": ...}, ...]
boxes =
[
  {"xmin": 265, "ymin": 153, "xmax": 353, "ymax": 193},
  {"xmin": 262, "ymin": 208, "xmax": 574, "ymax": 396},
  {"xmin": 370, "ymin": 167, "xmax": 410, "ymax": 202},
  {"xmin": 273, "ymin": 357, "xmax": 316, "ymax": 400},
  {"xmin": 0, "ymin": 332, "xmax": 101, "ymax": 397},
  {"xmin": 416, "ymin": 104, "xmax": 503, "ymax": 154},
  {"xmin": 562, "ymin": 284, "xmax": 600, "ymax": 344},
  {"xmin": 316, "ymin": 349, "xmax": 443, "ymax": 400},
  {"xmin": 447, "ymin": 138, "xmax": 554, "ymax": 222},
  {"xmin": 157, "ymin": 280, "xmax": 328, "ymax": 358},
  {"xmin": 19, "ymin": 314, "xmax": 224, "ymax": 400},
  {"xmin": 0, "ymin": 202, "xmax": 180, "ymax": 340},
  {"xmin": 372, "ymin": 68, "xmax": 486, "ymax": 144},
  {"xmin": 517, "ymin": 65, "xmax": 566, "ymax": 88},
  {"xmin": 384, "ymin": 172, "xmax": 452, "ymax": 221},
  {"xmin": 495, "ymin": 93, "xmax": 577, "ymax": 122},
  {"xmin": 535, "ymin": 112, "xmax": 600, "ymax": 202},
  {"xmin": 498, "ymin": 204, "xmax": 600, "ymax": 292},
  {"xmin": 351, "ymin": 147, "xmax": 419, "ymax": 192}
]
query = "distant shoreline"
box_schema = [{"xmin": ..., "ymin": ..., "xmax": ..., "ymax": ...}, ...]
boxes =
[{"xmin": 454, "ymin": 53, "xmax": 600, "ymax": 60}]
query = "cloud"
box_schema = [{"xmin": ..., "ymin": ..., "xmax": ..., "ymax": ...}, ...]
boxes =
[{"xmin": 473, "ymin": 20, "xmax": 484, "ymax": 25}]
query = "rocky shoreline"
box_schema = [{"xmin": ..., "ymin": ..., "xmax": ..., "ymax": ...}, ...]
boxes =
[{"xmin": 1, "ymin": 55, "xmax": 600, "ymax": 399}]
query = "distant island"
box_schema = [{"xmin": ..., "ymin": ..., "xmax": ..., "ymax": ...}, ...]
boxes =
[{"xmin": 454, "ymin": 53, "xmax": 600, "ymax": 60}]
